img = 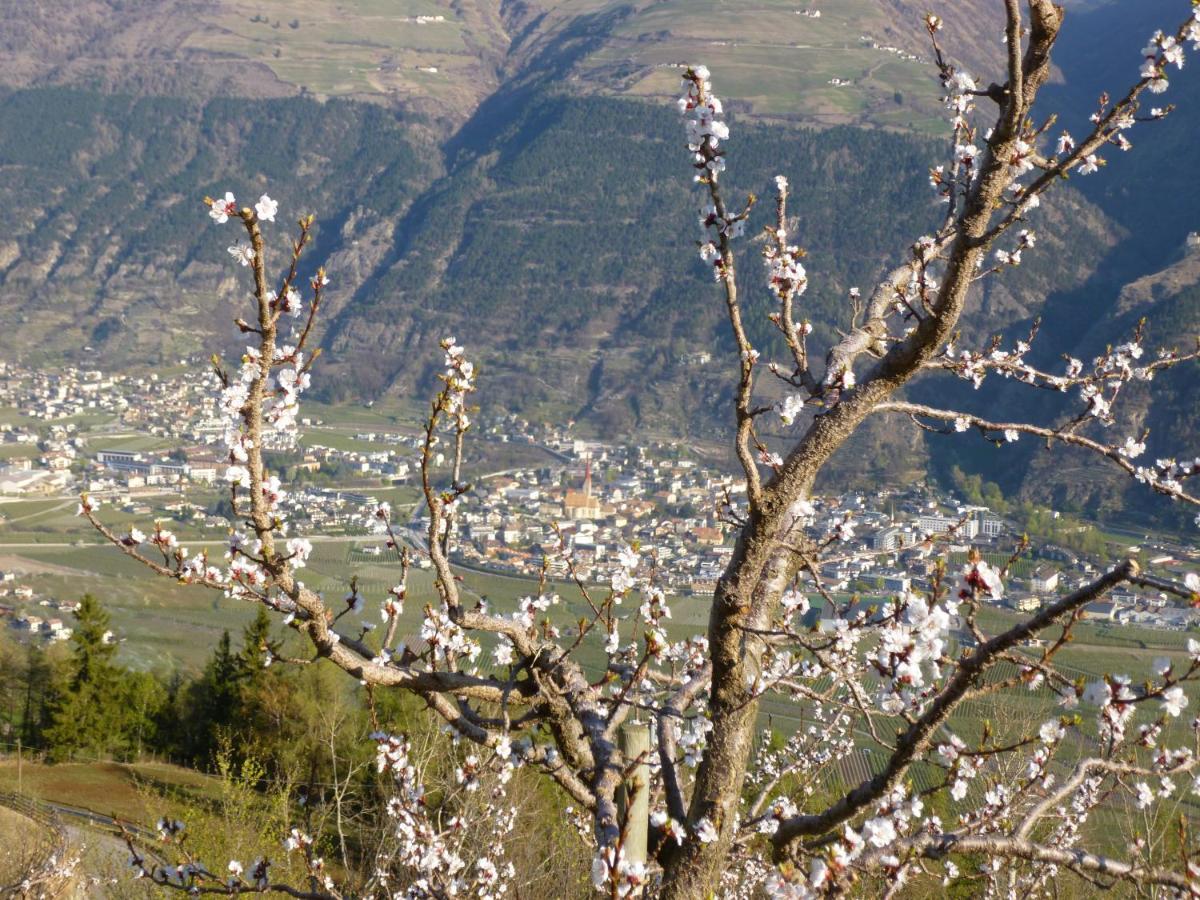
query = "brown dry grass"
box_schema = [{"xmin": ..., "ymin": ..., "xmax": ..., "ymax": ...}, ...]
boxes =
[
  {"xmin": 0, "ymin": 760, "xmax": 219, "ymax": 824},
  {"xmin": 0, "ymin": 803, "xmax": 50, "ymax": 887}
]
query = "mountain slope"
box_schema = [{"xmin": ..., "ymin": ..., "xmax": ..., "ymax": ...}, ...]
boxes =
[
  {"xmin": 0, "ymin": 0, "xmax": 1012, "ymax": 131},
  {"xmin": 921, "ymin": 0, "xmax": 1200, "ymax": 526},
  {"xmin": 1039, "ymin": 0, "xmax": 1200, "ymax": 274},
  {"xmin": 0, "ymin": 89, "xmax": 440, "ymax": 366},
  {"xmin": 318, "ymin": 88, "xmax": 1114, "ymax": 436},
  {"xmin": 1010, "ymin": 241, "xmax": 1200, "ymax": 530}
]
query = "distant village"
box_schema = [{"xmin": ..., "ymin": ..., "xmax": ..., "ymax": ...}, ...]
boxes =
[
  {"xmin": 439, "ymin": 439, "xmax": 1199, "ymax": 633},
  {"xmin": 0, "ymin": 359, "xmax": 1197, "ymax": 642},
  {"xmin": 0, "ymin": 358, "xmax": 414, "ymax": 515},
  {"xmin": 0, "ymin": 583, "xmax": 108, "ymax": 646}
]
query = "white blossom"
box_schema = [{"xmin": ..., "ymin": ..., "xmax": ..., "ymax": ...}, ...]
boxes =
[
  {"xmin": 254, "ymin": 194, "xmax": 278, "ymax": 222},
  {"xmin": 209, "ymin": 191, "xmax": 237, "ymax": 224},
  {"xmin": 1162, "ymin": 686, "xmax": 1188, "ymax": 718}
]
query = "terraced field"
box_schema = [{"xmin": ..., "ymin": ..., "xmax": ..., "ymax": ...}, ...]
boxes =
[
  {"xmin": 1, "ymin": 0, "xmax": 1012, "ymax": 131},
  {"xmin": 579, "ymin": 0, "xmax": 943, "ymax": 129},
  {"xmin": 175, "ymin": 0, "xmax": 968, "ymax": 129},
  {"xmin": 189, "ymin": 0, "xmax": 499, "ymax": 112}
]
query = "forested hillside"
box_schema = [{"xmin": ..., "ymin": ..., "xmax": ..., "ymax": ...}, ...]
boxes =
[{"xmin": 0, "ymin": 89, "xmax": 440, "ymax": 366}]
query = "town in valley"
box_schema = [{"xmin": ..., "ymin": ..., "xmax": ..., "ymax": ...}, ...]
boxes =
[{"xmin": 1, "ymin": 358, "xmax": 1196, "ymax": 655}]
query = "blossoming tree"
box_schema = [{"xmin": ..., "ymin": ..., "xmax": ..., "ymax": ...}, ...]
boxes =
[{"xmin": 81, "ymin": 2, "xmax": 1200, "ymax": 897}]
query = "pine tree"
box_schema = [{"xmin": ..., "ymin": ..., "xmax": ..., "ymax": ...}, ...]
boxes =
[
  {"xmin": 210, "ymin": 629, "xmax": 241, "ymax": 709},
  {"xmin": 181, "ymin": 629, "xmax": 241, "ymax": 766},
  {"xmin": 44, "ymin": 594, "xmax": 122, "ymax": 761},
  {"xmin": 19, "ymin": 642, "xmax": 54, "ymax": 749},
  {"xmin": 64, "ymin": 594, "xmax": 117, "ymax": 689},
  {"xmin": 0, "ymin": 636, "xmax": 22, "ymax": 735},
  {"xmin": 237, "ymin": 606, "xmax": 275, "ymax": 681},
  {"xmin": 154, "ymin": 669, "xmax": 187, "ymax": 760},
  {"xmin": 232, "ymin": 606, "xmax": 280, "ymax": 759},
  {"xmin": 120, "ymin": 671, "xmax": 166, "ymax": 761}
]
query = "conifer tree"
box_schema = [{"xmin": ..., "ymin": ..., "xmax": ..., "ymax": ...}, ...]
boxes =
[
  {"xmin": 18, "ymin": 642, "xmax": 54, "ymax": 750},
  {"xmin": 120, "ymin": 670, "xmax": 167, "ymax": 760},
  {"xmin": 45, "ymin": 594, "xmax": 121, "ymax": 761},
  {"xmin": 233, "ymin": 606, "xmax": 283, "ymax": 762},
  {"xmin": 181, "ymin": 629, "xmax": 241, "ymax": 766},
  {"xmin": 237, "ymin": 606, "xmax": 274, "ymax": 684},
  {"xmin": 0, "ymin": 637, "xmax": 22, "ymax": 735}
]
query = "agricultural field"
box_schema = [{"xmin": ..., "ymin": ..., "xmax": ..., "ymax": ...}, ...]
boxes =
[
  {"xmin": 0, "ymin": 533, "xmax": 699, "ymax": 673},
  {"xmin": 588, "ymin": 0, "xmax": 944, "ymax": 129},
  {"xmin": 302, "ymin": 398, "xmax": 422, "ymax": 430},
  {"xmin": 0, "ymin": 489, "xmax": 224, "ymax": 545},
  {"xmin": 187, "ymin": 0, "xmax": 496, "ymax": 115},
  {"xmin": 7, "ymin": 527, "xmax": 1188, "ymax": 687},
  {"xmin": 84, "ymin": 433, "xmax": 176, "ymax": 454},
  {"xmin": 299, "ymin": 429, "xmax": 402, "ymax": 453},
  {"xmin": 39, "ymin": 0, "xmax": 994, "ymax": 133},
  {"xmin": 0, "ymin": 543, "xmax": 258, "ymax": 671},
  {"xmin": 361, "ymin": 485, "xmax": 422, "ymax": 507}
]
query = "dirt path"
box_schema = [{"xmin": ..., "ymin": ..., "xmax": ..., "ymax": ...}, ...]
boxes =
[
  {"xmin": 0, "ymin": 500, "xmax": 72, "ymax": 526},
  {"xmin": 0, "ymin": 553, "xmax": 97, "ymax": 577}
]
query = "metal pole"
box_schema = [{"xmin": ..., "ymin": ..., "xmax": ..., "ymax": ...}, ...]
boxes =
[{"xmin": 617, "ymin": 722, "xmax": 650, "ymax": 864}]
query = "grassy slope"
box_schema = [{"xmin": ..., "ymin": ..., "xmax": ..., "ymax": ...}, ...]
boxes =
[
  {"xmin": 0, "ymin": 759, "xmax": 219, "ymax": 823},
  {"xmin": 586, "ymin": 0, "xmax": 943, "ymax": 129},
  {"xmin": 192, "ymin": 0, "xmax": 482, "ymax": 104},
  {"xmin": 195, "ymin": 0, "xmax": 1004, "ymax": 130},
  {"xmin": 0, "ymin": 0, "xmax": 1002, "ymax": 130}
]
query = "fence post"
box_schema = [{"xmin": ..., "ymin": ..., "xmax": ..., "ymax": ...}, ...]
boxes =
[{"xmin": 617, "ymin": 722, "xmax": 650, "ymax": 864}]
